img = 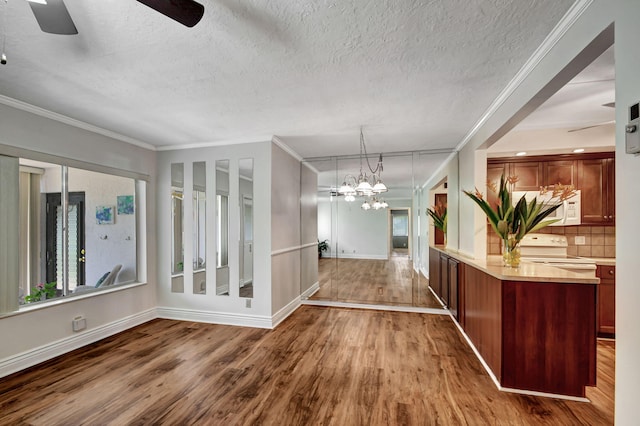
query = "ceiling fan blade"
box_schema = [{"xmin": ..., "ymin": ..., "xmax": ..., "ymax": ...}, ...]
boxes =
[
  {"xmin": 28, "ymin": 0, "xmax": 78, "ymax": 35},
  {"xmin": 567, "ymin": 120, "xmax": 616, "ymax": 133},
  {"xmin": 137, "ymin": 0, "xmax": 204, "ymax": 28}
]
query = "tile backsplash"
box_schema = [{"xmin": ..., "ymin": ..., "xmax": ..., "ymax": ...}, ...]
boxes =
[{"xmin": 487, "ymin": 225, "xmax": 616, "ymax": 258}]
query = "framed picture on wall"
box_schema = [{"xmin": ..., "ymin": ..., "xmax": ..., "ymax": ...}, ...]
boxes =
[
  {"xmin": 117, "ymin": 195, "xmax": 134, "ymax": 215},
  {"xmin": 96, "ymin": 206, "xmax": 115, "ymax": 225}
]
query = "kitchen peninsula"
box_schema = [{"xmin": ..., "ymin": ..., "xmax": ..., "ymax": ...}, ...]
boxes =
[{"xmin": 429, "ymin": 246, "xmax": 599, "ymax": 399}]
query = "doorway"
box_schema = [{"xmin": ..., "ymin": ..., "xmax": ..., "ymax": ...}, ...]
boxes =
[
  {"xmin": 389, "ymin": 209, "xmax": 411, "ymax": 258},
  {"xmin": 45, "ymin": 192, "xmax": 86, "ymax": 289}
]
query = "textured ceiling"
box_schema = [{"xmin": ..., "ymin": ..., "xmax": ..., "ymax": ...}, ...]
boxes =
[{"xmin": 0, "ymin": 0, "xmax": 575, "ymax": 161}]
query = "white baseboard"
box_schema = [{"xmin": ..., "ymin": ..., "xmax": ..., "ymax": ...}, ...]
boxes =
[
  {"xmin": 271, "ymin": 297, "xmax": 301, "ymax": 328},
  {"xmin": 156, "ymin": 306, "xmax": 272, "ymax": 329},
  {"xmin": 300, "ymin": 281, "xmax": 320, "ymax": 299},
  {"xmin": 0, "ymin": 308, "xmax": 156, "ymax": 379},
  {"xmin": 325, "ymin": 253, "xmax": 388, "ymax": 260}
]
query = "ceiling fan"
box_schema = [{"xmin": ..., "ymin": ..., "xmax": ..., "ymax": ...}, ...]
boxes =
[
  {"xmin": 27, "ymin": 0, "xmax": 205, "ymax": 35},
  {"xmin": 567, "ymin": 102, "xmax": 616, "ymax": 133}
]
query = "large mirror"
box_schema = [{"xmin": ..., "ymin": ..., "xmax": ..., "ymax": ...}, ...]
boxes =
[
  {"xmin": 193, "ymin": 162, "xmax": 206, "ymax": 294},
  {"xmin": 302, "ymin": 149, "xmax": 451, "ymax": 309},
  {"xmin": 239, "ymin": 158, "xmax": 253, "ymax": 298},
  {"xmin": 171, "ymin": 163, "xmax": 184, "ymax": 293},
  {"xmin": 215, "ymin": 160, "xmax": 229, "ymax": 296}
]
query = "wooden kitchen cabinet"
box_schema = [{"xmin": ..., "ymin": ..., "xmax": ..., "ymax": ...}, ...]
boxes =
[
  {"xmin": 578, "ymin": 156, "xmax": 615, "ymax": 224},
  {"xmin": 597, "ymin": 264, "xmax": 616, "ymax": 336},
  {"xmin": 486, "ymin": 161, "xmax": 542, "ymax": 191},
  {"xmin": 543, "ymin": 160, "xmax": 578, "ymax": 187},
  {"xmin": 439, "ymin": 253, "xmax": 450, "ymax": 307},
  {"xmin": 429, "ymin": 247, "xmax": 441, "ymax": 300},
  {"xmin": 448, "ymin": 257, "xmax": 460, "ymax": 321},
  {"xmin": 489, "ymin": 153, "xmax": 615, "ymax": 225},
  {"xmin": 510, "ymin": 161, "xmax": 543, "ymax": 191},
  {"xmin": 487, "ymin": 162, "xmax": 507, "ymax": 209}
]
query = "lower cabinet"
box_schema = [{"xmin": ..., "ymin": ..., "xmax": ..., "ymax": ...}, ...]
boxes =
[
  {"xmin": 428, "ymin": 247, "xmax": 461, "ymax": 318},
  {"xmin": 597, "ymin": 265, "xmax": 616, "ymax": 336}
]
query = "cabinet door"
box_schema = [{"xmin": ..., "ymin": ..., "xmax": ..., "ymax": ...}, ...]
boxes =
[
  {"xmin": 543, "ymin": 160, "xmax": 577, "ymax": 187},
  {"xmin": 429, "ymin": 248, "xmax": 441, "ymax": 298},
  {"xmin": 510, "ymin": 162, "xmax": 543, "ymax": 191},
  {"xmin": 578, "ymin": 159, "xmax": 607, "ymax": 224},
  {"xmin": 597, "ymin": 265, "xmax": 616, "ymax": 335},
  {"xmin": 487, "ymin": 162, "xmax": 507, "ymax": 210},
  {"xmin": 448, "ymin": 258, "xmax": 459, "ymax": 320},
  {"xmin": 439, "ymin": 253, "xmax": 449, "ymax": 306},
  {"xmin": 606, "ymin": 158, "xmax": 615, "ymax": 222}
]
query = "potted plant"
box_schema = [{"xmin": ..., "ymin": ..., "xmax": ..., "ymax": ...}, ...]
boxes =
[
  {"xmin": 318, "ymin": 239, "xmax": 329, "ymax": 258},
  {"xmin": 463, "ymin": 174, "xmax": 575, "ymax": 267},
  {"xmin": 24, "ymin": 281, "xmax": 57, "ymax": 303},
  {"xmin": 426, "ymin": 203, "xmax": 447, "ymax": 244}
]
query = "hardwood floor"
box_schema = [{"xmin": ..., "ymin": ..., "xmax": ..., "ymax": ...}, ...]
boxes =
[
  {"xmin": 0, "ymin": 307, "xmax": 613, "ymax": 425},
  {"xmin": 312, "ymin": 257, "xmax": 443, "ymax": 309}
]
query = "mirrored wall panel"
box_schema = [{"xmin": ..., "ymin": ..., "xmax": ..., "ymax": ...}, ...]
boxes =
[
  {"xmin": 216, "ymin": 160, "xmax": 230, "ymax": 296},
  {"xmin": 239, "ymin": 158, "xmax": 253, "ymax": 298},
  {"xmin": 302, "ymin": 150, "xmax": 452, "ymax": 309},
  {"xmin": 171, "ymin": 163, "xmax": 184, "ymax": 293},
  {"xmin": 193, "ymin": 162, "xmax": 206, "ymax": 295}
]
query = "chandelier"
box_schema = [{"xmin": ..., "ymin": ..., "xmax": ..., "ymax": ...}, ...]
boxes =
[{"xmin": 337, "ymin": 128, "xmax": 388, "ymax": 210}]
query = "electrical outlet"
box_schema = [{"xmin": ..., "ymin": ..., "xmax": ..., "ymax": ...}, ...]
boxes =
[
  {"xmin": 72, "ymin": 316, "xmax": 86, "ymax": 332},
  {"xmin": 575, "ymin": 236, "xmax": 586, "ymax": 245},
  {"xmin": 245, "ymin": 299, "xmax": 251, "ymax": 308}
]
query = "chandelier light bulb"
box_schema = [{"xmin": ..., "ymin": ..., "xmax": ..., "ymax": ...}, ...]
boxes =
[
  {"xmin": 345, "ymin": 194, "xmax": 355, "ymax": 202},
  {"xmin": 381, "ymin": 200, "xmax": 388, "ymax": 208},
  {"xmin": 338, "ymin": 182, "xmax": 353, "ymax": 194},
  {"xmin": 361, "ymin": 201, "xmax": 371, "ymax": 210},
  {"xmin": 372, "ymin": 179, "xmax": 387, "ymax": 193}
]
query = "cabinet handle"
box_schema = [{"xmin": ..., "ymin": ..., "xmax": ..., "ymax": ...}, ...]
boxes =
[{"xmin": 609, "ymin": 270, "xmax": 614, "ymax": 275}]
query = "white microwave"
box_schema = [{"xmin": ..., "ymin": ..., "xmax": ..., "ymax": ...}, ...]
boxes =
[{"xmin": 511, "ymin": 190, "xmax": 581, "ymax": 226}]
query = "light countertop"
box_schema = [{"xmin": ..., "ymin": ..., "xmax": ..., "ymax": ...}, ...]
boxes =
[
  {"xmin": 587, "ymin": 257, "xmax": 616, "ymax": 266},
  {"xmin": 431, "ymin": 246, "xmax": 599, "ymax": 284}
]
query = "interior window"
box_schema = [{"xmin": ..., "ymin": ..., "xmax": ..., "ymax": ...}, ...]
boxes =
[{"xmin": 17, "ymin": 158, "xmax": 139, "ymax": 305}]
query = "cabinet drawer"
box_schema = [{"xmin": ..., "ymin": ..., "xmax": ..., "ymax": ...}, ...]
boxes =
[{"xmin": 597, "ymin": 265, "xmax": 615, "ymax": 279}]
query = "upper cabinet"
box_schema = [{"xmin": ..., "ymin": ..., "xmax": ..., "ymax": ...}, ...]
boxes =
[
  {"xmin": 488, "ymin": 152, "xmax": 614, "ymax": 225},
  {"xmin": 543, "ymin": 160, "xmax": 578, "ymax": 187},
  {"xmin": 510, "ymin": 161, "xmax": 543, "ymax": 191},
  {"xmin": 578, "ymin": 156, "xmax": 615, "ymax": 224}
]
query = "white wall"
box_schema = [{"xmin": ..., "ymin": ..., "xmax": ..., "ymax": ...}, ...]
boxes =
[
  {"xmin": 271, "ymin": 144, "xmax": 301, "ymax": 313},
  {"xmin": 318, "ymin": 198, "xmax": 411, "ymax": 259},
  {"xmin": 611, "ymin": 2, "xmax": 640, "ymax": 422},
  {"xmin": 0, "ymin": 103, "xmax": 156, "ymax": 373}
]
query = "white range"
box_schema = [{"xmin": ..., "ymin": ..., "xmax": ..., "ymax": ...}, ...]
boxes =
[{"xmin": 519, "ymin": 233, "xmax": 597, "ymax": 277}]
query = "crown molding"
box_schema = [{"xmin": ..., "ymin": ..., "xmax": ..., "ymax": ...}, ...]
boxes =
[
  {"xmin": 0, "ymin": 94, "xmax": 156, "ymax": 151},
  {"xmin": 272, "ymin": 136, "xmax": 304, "ymax": 161},
  {"xmin": 156, "ymin": 136, "xmax": 273, "ymax": 152}
]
